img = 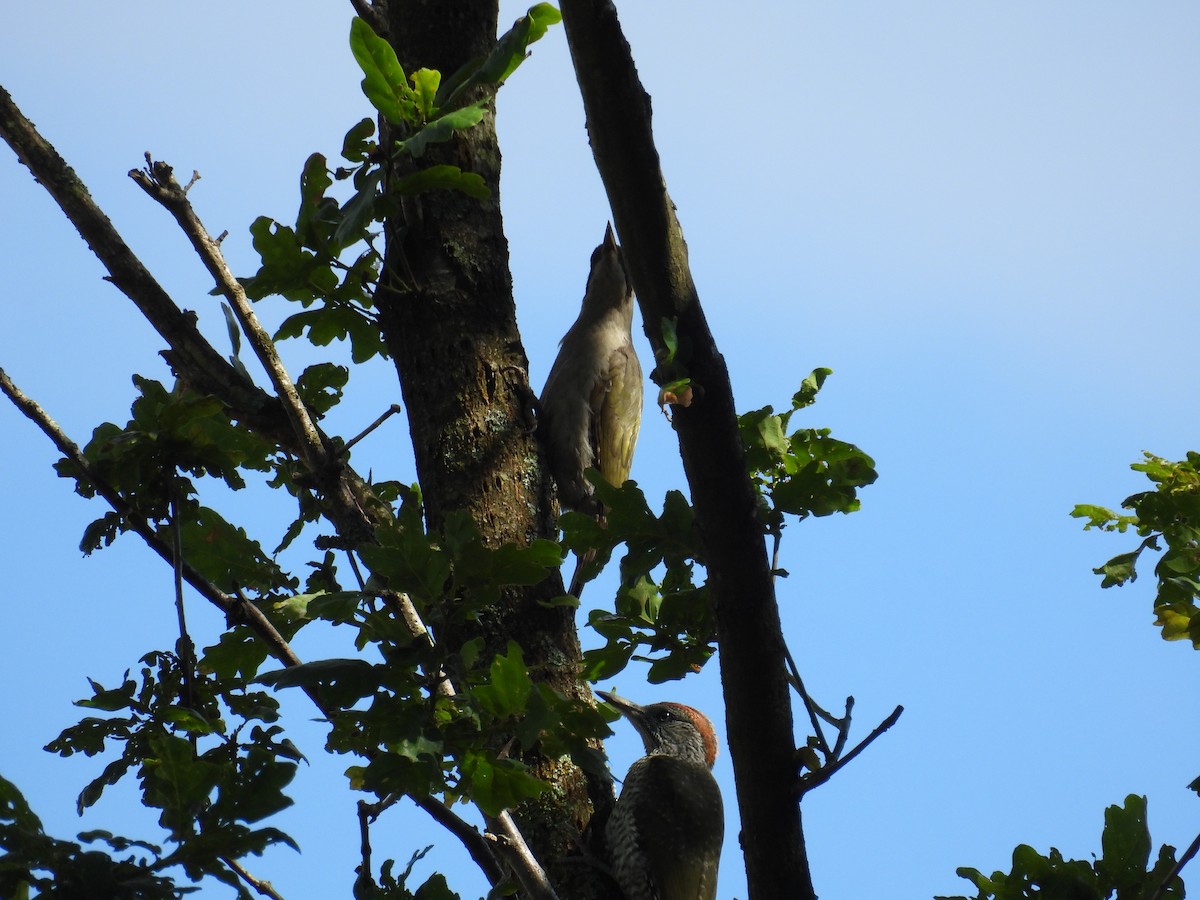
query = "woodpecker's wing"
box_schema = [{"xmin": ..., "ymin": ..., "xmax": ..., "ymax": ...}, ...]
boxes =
[
  {"xmin": 539, "ymin": 339, "xmax": 601, "ymax": 512},
  {"xmin": 608, "ymin": 756, "xmax": 723, "ymax": 900},
  {"xmin": 592, "ymin": 341, "xmax": 643, "ymax": 492}
]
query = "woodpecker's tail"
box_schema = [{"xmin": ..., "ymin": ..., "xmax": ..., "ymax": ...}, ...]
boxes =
[{"xmin": 568, "ymin": 547, "xmax": 597, "ymax": 600}]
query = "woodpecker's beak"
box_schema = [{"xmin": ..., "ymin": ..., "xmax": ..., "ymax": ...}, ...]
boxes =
[
  {"xmin": 603, "ymin": 222, "xmax": 618, "ymax": 252},
  {"xmin": 596, "ymin": 689, "xmax": 635, "ymax": 711},
  {"xmin": 596, "ymin": 690, "xmax": 645, "ymax": 726}
]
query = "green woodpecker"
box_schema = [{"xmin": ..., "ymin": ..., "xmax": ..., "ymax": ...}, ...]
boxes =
[
  {"xmin": 597, "ymin": 691, "xmax": 724, "ymax": 900},
  {"xmin": 539, "ymin": 224, "xmax": 643, "ymax": 519}
]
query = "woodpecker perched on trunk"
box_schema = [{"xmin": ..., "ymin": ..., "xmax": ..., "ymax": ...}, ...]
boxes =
[
  {"xmin": 597, "ymin": 691, "xmax": 724, "ymax": 900},
  {"xmin": 539, "ymin": 224, "xmax": 643, "ymax": 519}
]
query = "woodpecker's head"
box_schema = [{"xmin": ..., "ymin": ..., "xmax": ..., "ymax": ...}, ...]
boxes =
[
  {"xmin": 597, "ymin": 690, "xmax": 719, "ymax": 769},
  {"xmin": 580, "ymin": 224, "xmax": 633, "ymax": 320}
]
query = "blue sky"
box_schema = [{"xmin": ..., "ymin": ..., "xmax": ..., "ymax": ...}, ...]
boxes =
[{"xmin": 1, "ymin": 2, "xmax": 1198, "ymax": 898}]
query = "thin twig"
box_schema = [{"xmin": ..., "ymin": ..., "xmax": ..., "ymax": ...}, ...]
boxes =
[
  {"xmin": 771, "ymin": 520, "xmax": 861, "ymax": 766},
  {"xmin": 0, "ymin": 87, "xmax": 287, "ymax": 443},
  {"xmin": 773, "ymin": 530, "xmax": 840, "ymax": 754},
  {"xmin": 797, "ymin": 705, "xmax": 904, "ymax": 797},
  {"xmin": 362, "ymin": 793, "xmax": 402, "ymax": 819},
  {"xmin": 168, "ymin": 485, "xmax": 198, "ymax": 717},
  {"xmin": 129, "ymin": 158, "xmax": 327, "ymax": 472},
  {"xmin": 347, "ymin": 550, "xmax": 368, "ymax": 592},
  {"xmin": 829, "ymin": 696, "xmax": 854, "ymax": 760},
  {"xmin": 782, "ymin": 640, "xmax": 828, "ymax": 756},
  {"xmin": 339, "ymin": 403, "xmax": 403, "ymax": 458},
  {"xmin": 769, "ymin": 527, "xmax": 784, "ymax": 577},
  {"xmin": 1146, "ymin": 828, "xmax": 1200, "ymax": 900},
  {"xmin": 355, "ymin": 799, "xmax": 376, "ymax": 894},
  {"xmin": 221, "ymin": 856, "xmax": 286, "ymax": 900}
]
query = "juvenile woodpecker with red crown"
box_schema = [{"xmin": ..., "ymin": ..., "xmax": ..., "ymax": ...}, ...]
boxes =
[{"xmin": 597, "ymin": 690, "xmax": 724, "ymax": 900}]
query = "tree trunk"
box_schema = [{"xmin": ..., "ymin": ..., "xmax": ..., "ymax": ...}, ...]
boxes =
[{"xmin": 374, "ymin": 3, "xmax": 614, "ymax": 896}]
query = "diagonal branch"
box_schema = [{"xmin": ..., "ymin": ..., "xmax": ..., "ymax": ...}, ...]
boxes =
[
  {"xmin": 0, "ymin": 86, "xmax": 388, "ymax": 551},
  {"xmin": 408, "ymin": 796, "xmax": 505, "ymax": 886},
  {"xmin": 558, "ymin": 3, "xmax": 814, "ymax": 897},
  {"xmin": 169, "ymin": 486, "xmax": 199, "ymax": 713},
  {"xmin": 221, "ymin": 856, "xmax": 286, "ymax": 900},
  {"xmin": 129, "ymin": 158, "xmax": 327, "ymax": 472},
  {"xmin": 486, "ymin": 812, "xmax": 559, "ymax": 900},
  {"xmin": 1146, "ymin": 828, "xmax": 1199, "ymax": 900},
  {"xmin": 0, "ymin": 365, "xmax": 301, "ymax": 669},
  {"xmin": 796, "ymin": 705, "xmax": 904, "ymax": 797},
  {"xmin": 0, "ymin": 85, "xmax": 289, "ymax": 444}
]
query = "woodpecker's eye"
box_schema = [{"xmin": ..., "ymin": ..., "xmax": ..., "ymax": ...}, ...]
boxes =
[{"xmin": 654, "ymin": 708, "xmax": 676, "ymax": 722}]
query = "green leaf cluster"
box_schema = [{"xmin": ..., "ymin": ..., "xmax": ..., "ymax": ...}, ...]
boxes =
[
  {"xmin": 55, "ymin": 377, "xmax": 275, "ymax": 528},
  {"xmin": 236, "ymin": 7, "xmax": 562, "ymax": 370},
  {"xmin": 52, "ymin": 378, "xmax": 297, "ymax": 592},
  {"xmin": 350, "ymin": 6, "xmax": 560, "ymax": 131},
  {"xmin": 0, "ymin": 774, "xmax": 187, "ymax": 900},
  {"xmin": 358, "ymin": 495, "xmax": 564, "ymax": 617},
  {"xmin": 246, "ymin": 494, "xmax": 607, "ymax": 818},
  {"xmin": 239, "ymin": 149, "xmax": 389, "ymax": 365},
  {"xmin": 562, "ymin": 481, "xmax": 713, "ymax": 683},
  {"xmin": 567, "ymin": 371, "xmax": 877, "ymax": 684},
  {"xmin": 1073, "ymin": 451, "xmax": 1200, "ymax": 646},
  {"xmin": 40, "ymin": 650, "xmax": 300, "ymax": 894},
  {"xmin": 739, "ymin": 368, "xmax": 878, "ymax": 532},
  {"xmin": 941, "ymin": 795, "xmax": 1181, "ymax": 900}
]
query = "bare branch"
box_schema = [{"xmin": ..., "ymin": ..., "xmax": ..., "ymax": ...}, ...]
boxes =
[
  {"xmin": 0, "ymin": 86, "xmax": 289, "ymax": 443},
  {"xmin": 0, "ymin": 85, "xmax": 391, "ymax": 558},
  {"xmin": 129, "ymin": 158, "xmax": 327, "ymax": 471},
  {"xmin": 796, "ymin": 705, "xmax": 904, "ymax": 797},
  {"xmin": 220, "ymin": 856, "xmax": 286, "ymax": 900},
  {"xmin": 340, "ymin": 403, "xmax": 403, "ymax": 458},
  {"xmin": 169, "ymin": 487, "xmax": 198, "ymax": 713}
]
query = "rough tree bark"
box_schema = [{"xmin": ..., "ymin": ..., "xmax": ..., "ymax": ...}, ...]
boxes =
[
  {"xmin": 373, "ymin": 3, "xmax": 614, "ymax": 896},
  {"xmin": 558, "ymin": 2, "xmax": 817, "ymax": 898}
]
